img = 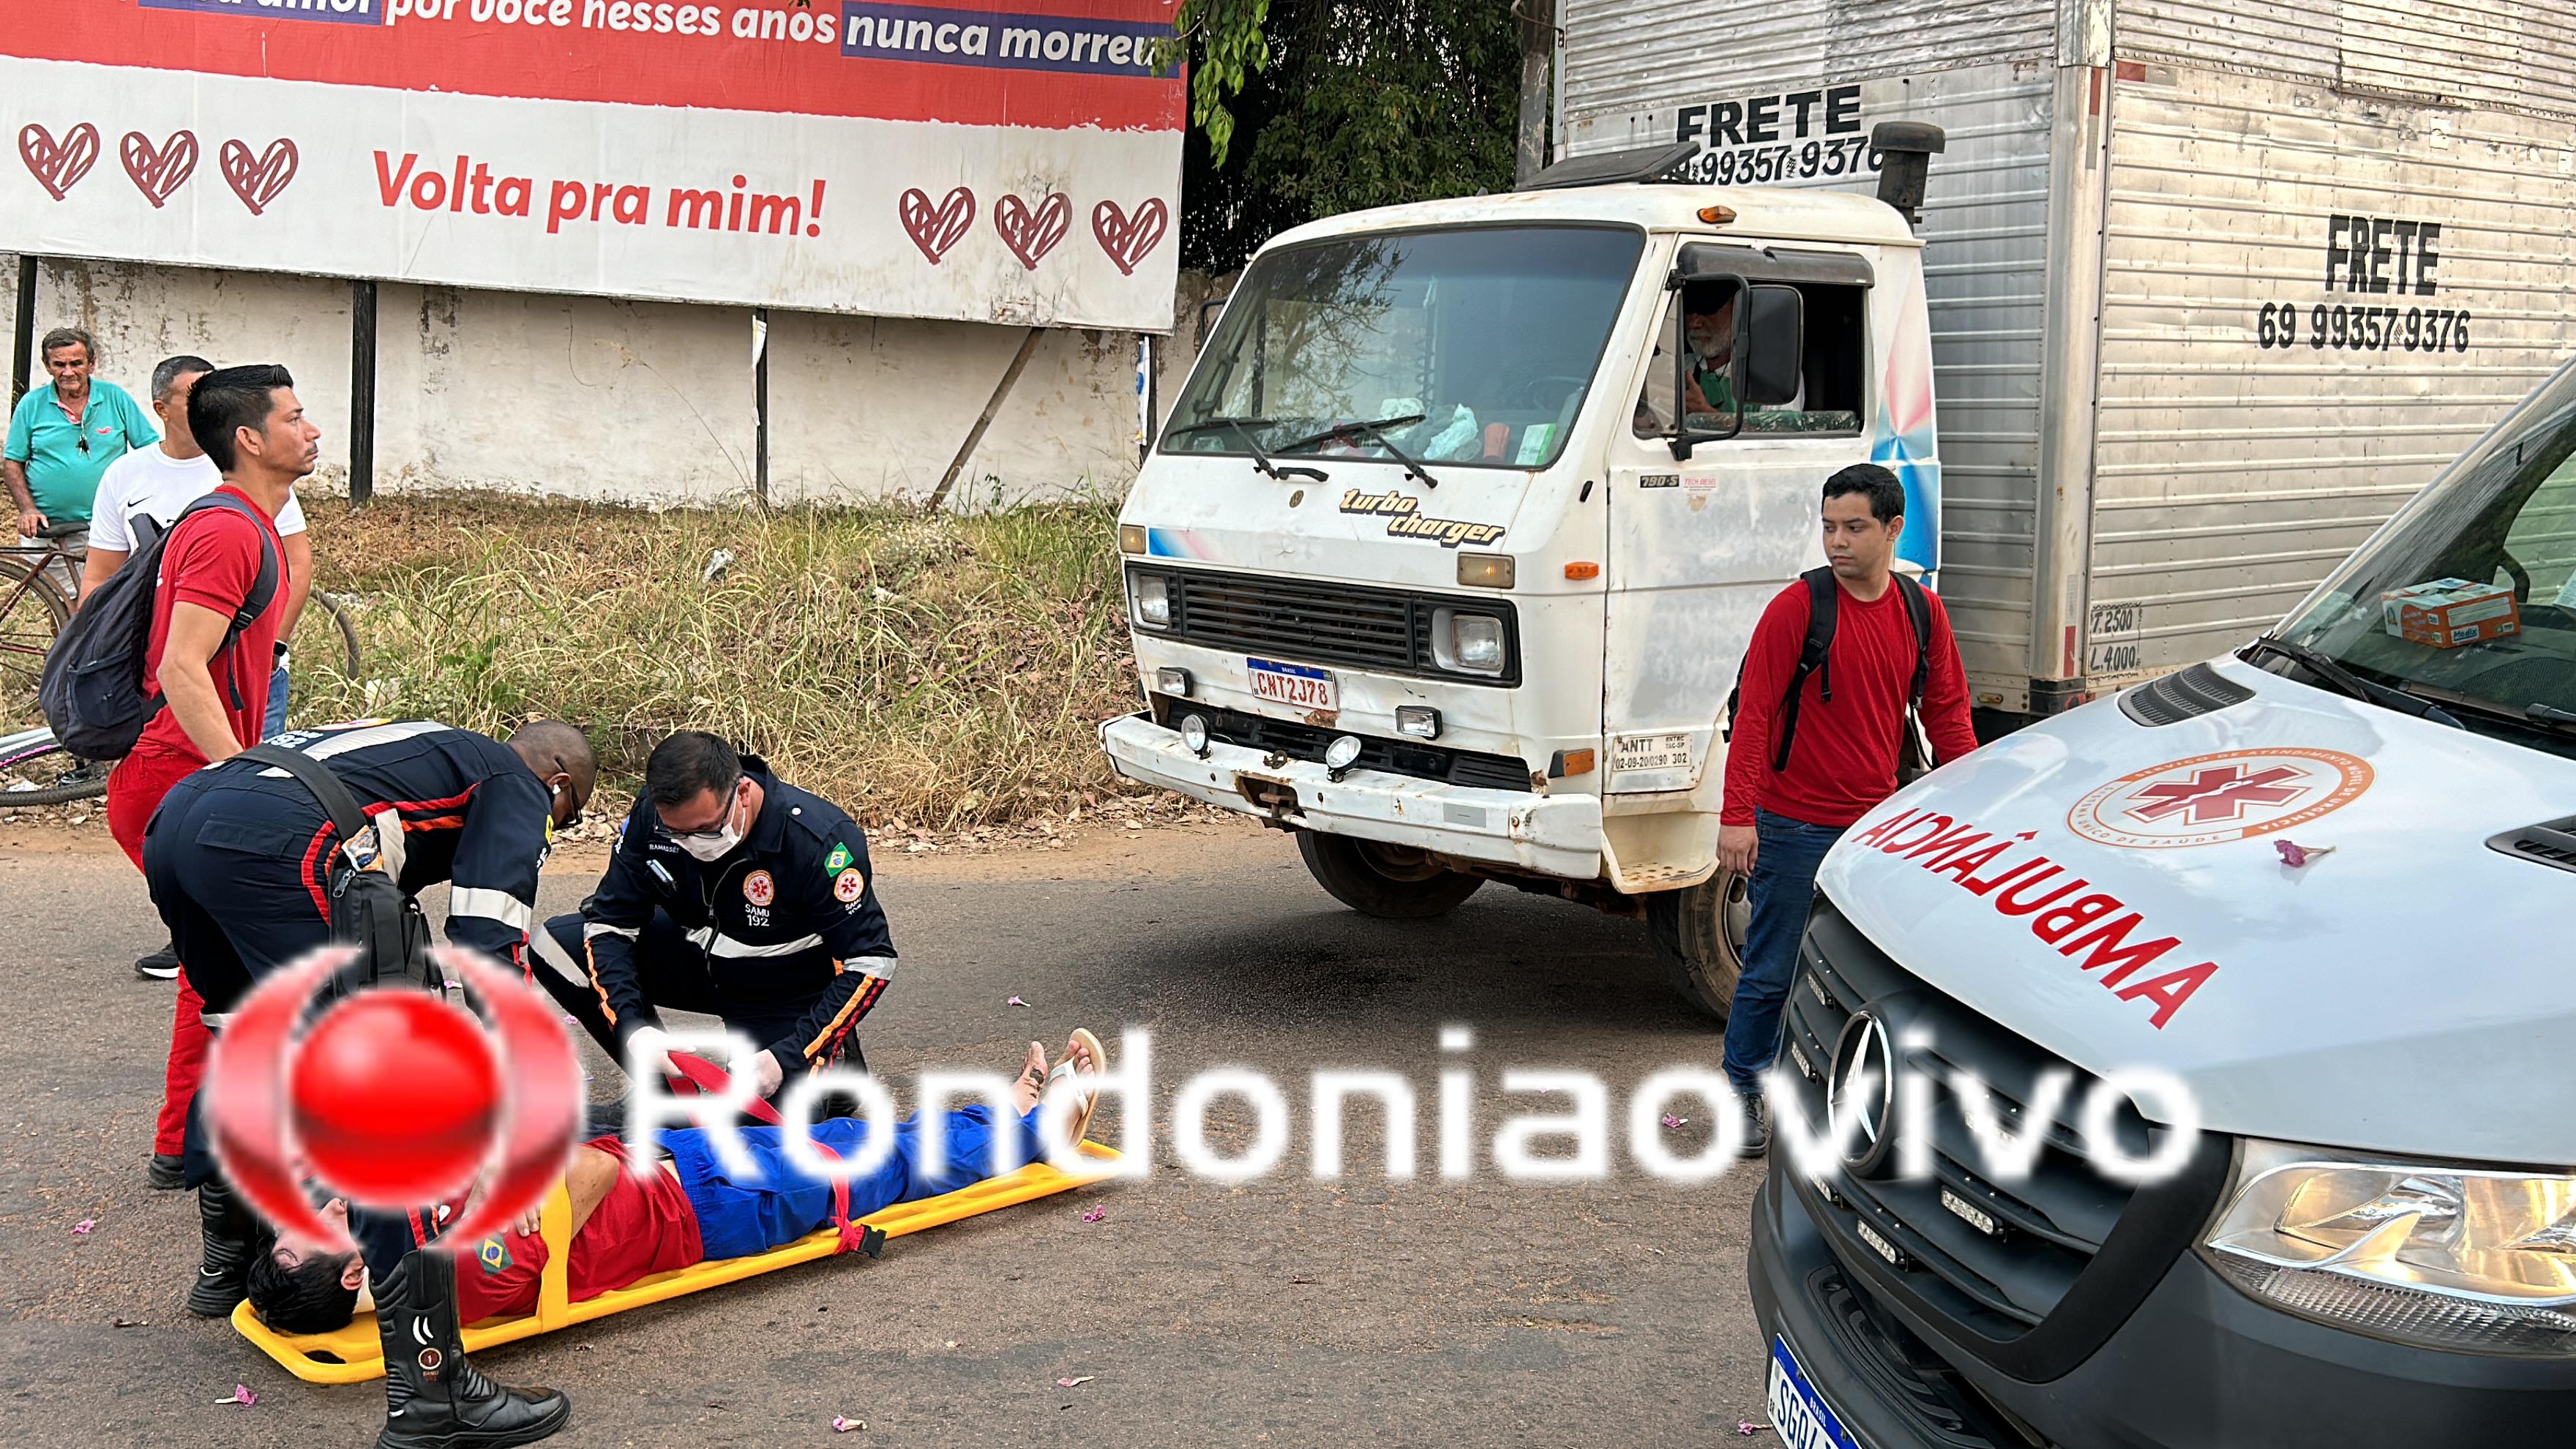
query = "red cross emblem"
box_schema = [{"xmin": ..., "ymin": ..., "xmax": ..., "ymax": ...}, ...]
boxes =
[{"xmin": 2122, "ymin": 765, "xmax": 2311, "ymax": 825}]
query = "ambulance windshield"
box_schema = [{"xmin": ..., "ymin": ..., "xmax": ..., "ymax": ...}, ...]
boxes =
[
  {"xmin": 2274, "ymin": 362, "xmax": 2576, "ymax": 745},
  {"xmin": 1162, "ymin": 225, "xmax": 1644, "ymax": 472}
]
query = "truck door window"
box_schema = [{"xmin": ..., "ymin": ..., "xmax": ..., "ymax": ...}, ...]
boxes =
[
  {"xmin": 1631, "ymin": 280, "xmax": 1865, "ymax": 440},
  {"xmin": 1164, "ymin": 225, "xmax": 1645, "ymax": 471}
]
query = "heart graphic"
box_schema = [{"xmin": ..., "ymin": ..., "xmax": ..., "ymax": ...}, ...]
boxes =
[
  {"xmin": 19, "ymin": 123, "xmax": 101, "ymax": 201},
  {"xmin": 899, "ymin": 185, "xmax": 976, "ymax": 266},
  {"xmin": 1090, "ymin": 197, "xmax": 1169, "ymax": 277},
  {"xmin": 120, "ymin": 130, "xmax": 199, "ymax": 209},
  {"xmin": 994, "ymin": 191, "xmax": 1071, "ymax": 271},
  {"xmin": 219, "ymin": 138, "xmax": 299, "ymax": 217}
]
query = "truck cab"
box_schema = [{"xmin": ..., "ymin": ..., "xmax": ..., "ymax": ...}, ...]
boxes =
[{"xmin": 1101, "ymin": 134, "xmax": 1944, "ymax": 1016}]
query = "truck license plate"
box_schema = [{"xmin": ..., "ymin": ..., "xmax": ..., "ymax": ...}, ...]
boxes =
[
  {"xmin": 1768, "ymin": 1336, "xmax": 1865, "ymax": 1449},
  {"xmin": 1248, "ymin": 658, "xmax": 1338, "ymax": 711}
]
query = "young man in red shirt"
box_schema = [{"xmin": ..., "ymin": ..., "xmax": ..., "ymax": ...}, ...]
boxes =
[
  {"xmin": 1718, "ymin": 463, "xmax": 1977, "ymax": 1153},
  {"xmin": 97, "ymin": 364, "xmax": 317, "ymax": 1284}
]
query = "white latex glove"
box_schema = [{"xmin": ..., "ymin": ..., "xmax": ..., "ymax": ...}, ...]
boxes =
[
  {"xmin": 747, "ymin": 1046, "xmax": 786, "ymax": 1098},
  {"xmin": 624, "ymin": 1025, "xmax": 678, "ymax": 1082}
]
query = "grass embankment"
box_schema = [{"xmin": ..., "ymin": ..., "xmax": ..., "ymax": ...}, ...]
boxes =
[{"xmin": 297, "ymin": 493, "xmax": 1152, "ymax": 831}]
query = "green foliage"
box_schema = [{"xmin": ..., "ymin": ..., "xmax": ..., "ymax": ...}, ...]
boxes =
[{"xmin": 1177, "ymin": 0, "xmax": 1524, "ymax": 274}]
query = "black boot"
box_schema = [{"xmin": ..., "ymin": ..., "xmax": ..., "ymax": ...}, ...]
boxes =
[
  {"xmin": 185, "ymin": 1177, "xmax": 253, "ymax": 1316},
  {"xmin": 147, "ymin": 1151, "xmax": 187, "ymax": 1190},
  {"xmin": 372, "ymin": 1248, "xmax": 570, "ymax": 1449}
]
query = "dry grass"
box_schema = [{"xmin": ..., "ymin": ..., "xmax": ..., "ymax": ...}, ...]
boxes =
[{"xmin": 296, "ymin": 491, "xmax": 1149, "ymax": 829}]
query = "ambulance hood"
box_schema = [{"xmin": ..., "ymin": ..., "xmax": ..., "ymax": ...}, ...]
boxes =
[{"xmin": 1816, "ymin": 654, "xmax": 2576, "ymax": 1167}]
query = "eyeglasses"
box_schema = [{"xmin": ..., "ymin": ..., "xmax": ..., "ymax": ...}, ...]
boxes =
[{"xmin": 656, "ymin": 775, "xmax": 745, "ymax": 842}]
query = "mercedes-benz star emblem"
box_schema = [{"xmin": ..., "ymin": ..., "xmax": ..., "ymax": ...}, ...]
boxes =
[{"xmin": 1827, "ymin": 1009, "xmax": 1897, "ymax": 1176}]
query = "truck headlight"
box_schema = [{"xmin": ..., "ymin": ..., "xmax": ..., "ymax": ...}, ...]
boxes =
[
  {"xmin": 1431, "ymin": 608, "xmax": 1506, "ymax": 675},
  {"xmin": 1131, "ymin": 573, "xmax": 1171, "ymax": 629},
  {"xmin": 2201, "ymin": 1139, "xmax": 2576, "ymax": 1355}
]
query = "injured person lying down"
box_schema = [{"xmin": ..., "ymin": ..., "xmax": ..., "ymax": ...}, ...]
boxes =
[{"xmin": 246, "ymin": 1033, "xmax": 1102, "ymax": 1333}]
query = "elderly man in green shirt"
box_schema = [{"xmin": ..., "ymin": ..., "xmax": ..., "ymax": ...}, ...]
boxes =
[{"xmin": 7, "ymin": 326, "xmax": 157, "ymax": 596}]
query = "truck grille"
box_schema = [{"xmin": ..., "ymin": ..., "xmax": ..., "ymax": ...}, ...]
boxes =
[
  {"xmin": 1128, "ymin": 565, "xmax": 1521, "ymax": 686},
  {"xmin": 1778, "ymin": 897, "xmax": 2228, "ymax": 1380},
  {"xmin": 1151, "ymin": 697, "xmax": 1534, "ymax": 793}
]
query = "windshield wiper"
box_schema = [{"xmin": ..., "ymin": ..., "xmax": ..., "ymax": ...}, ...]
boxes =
[
  {"xmin": 1161, "ymin": 416, "xmax": 1328, "ymax": 482},
  {"xmin": 1276, "ymin": 413, "xmax": 1442, "ymax": 488},
  {"xmin": 2242, "ymin": 634, "xmax": 2464, "ymax": 727}
]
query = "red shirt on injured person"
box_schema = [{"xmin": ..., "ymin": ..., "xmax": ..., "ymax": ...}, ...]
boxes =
[{"xmin": 452, "ymin": 1137, "xmax": 702, "ymax": 1323}]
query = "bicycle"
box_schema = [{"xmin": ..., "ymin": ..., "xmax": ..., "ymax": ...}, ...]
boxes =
[
  {"xmin": 0, "ymin": 591, "xmax": 366, "ymax": 807},
  {"xmin": 0, "ymin": 522, "xmax": 83, "ymax": 716}
]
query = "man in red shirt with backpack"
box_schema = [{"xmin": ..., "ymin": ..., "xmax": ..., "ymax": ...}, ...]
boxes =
[
  {"xmin": 1718, "ymin": 463, "xmax": 1978, "ymax": 1154},
  {"xmin": 89, "ymin": 364, "xmax": 314, "ymax": 1300}
]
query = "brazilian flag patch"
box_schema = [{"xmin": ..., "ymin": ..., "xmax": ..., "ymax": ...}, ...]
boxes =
[
  {"xmin": 825, "ymin": 843, "xmax": 853, "ymax": 873},
  {"xmin": 478, "ymin": 1238, "xmax": 514, "ymax": 1276}
]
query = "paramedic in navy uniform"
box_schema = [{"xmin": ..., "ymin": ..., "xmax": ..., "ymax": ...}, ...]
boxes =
[{"xmin": 535, "ymin": 730, "xmax": 897, "ymax": 1099}]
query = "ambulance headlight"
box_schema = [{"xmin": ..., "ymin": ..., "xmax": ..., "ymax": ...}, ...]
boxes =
[
  {"xmin": 1131, "ymin": 573, "xmax": 1172, "ymax": 629},
  {"xmin": 1431, "ymin": 608, "xmax": 1506, "ymax": 675},
  {"xmin": 2200, "ymin": 1139, "xmax": 2576, "ymax": 1355}
]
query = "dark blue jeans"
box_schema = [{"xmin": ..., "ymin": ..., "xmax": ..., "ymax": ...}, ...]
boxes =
[{"xmin": 1723, "ymin": 809, "xmax": 1847, "ymax": 1096}]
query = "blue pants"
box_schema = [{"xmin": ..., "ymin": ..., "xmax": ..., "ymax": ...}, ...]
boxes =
[
  {"xmin": 262, "ymin": 664, "xmax": 289, "ymax": 739},
  {"xmin": 1723, "ymin": 809, "xmax": 1846, "ymax": 1095},
  {"xmin": 667, "ymin": 1106, "xmax": 1041, "ymax": 1262}
]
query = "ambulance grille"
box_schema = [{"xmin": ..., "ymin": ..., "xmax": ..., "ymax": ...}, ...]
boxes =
[
  {"xmin": 1129, "ymin": 565, "xmax": 1521, "ymax": 686},
  {"xmin": 1778, "ymin": 898, "xmax": 2230, "ymax": 1379},
  {"xmin": 2118, "ymin": 662, "xmax": 2254, "ymax": 727}
]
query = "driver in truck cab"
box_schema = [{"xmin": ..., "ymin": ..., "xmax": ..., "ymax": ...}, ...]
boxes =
[{"xmin": 1718, "ymin": 463, "xmax": 1977, "ymax": 1156}]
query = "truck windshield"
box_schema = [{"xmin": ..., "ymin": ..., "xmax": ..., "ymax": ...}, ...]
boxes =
[
  {"xmin": 1164, "ymin": 225, "xmax": 1645, "ymax": 472},
  {"xmin": 2274, "ymin": 362, "xmax": 2576, "ymax": 752}
]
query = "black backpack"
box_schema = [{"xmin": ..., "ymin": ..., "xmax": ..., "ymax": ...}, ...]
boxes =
[
  {"xmin": 37, "ymin": 493, "xmax": 278, "ymax": 760},
  {"xmin": 234, "ymin": 742, "xmax": 435, "ymax": 992},
  {"xmin": 1723, "ymin": 568, "xmax": 1935, "ymax": 778}
]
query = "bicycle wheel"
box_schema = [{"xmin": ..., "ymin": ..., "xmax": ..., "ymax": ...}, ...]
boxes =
[
  {"xmin": 0, "ymin": 556, "xmax": 72, "ymax": 721},
  {"xmin": 293, "ymin": 591, "xmax": 363, "ymax": 680},
  {"xmin": 0, "ymin": 727, "xmax": 109, "ymax": 806}
]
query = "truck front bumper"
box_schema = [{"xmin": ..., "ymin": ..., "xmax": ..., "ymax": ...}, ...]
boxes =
[{"xmin": 1098, "ymin": 711, "xmax": 1603, "ymax": 880}]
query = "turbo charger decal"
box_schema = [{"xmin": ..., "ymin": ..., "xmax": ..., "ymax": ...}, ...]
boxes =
[
  {"xmin": 1338, "ymin": 490, "xmax": 1505, "ymax": 549},
  {"xmin": 1849, "ymin": 808, "xmax": 2218, "ymax": 1028},
  {"xmin": 204, "ymin": 943, "xmax": 583, "ymax": 1255}
]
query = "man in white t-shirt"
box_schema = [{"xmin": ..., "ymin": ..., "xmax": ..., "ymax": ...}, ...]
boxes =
[{"xmin": 81, "ymin": 353, "xmax": 312, "ymax": 740}]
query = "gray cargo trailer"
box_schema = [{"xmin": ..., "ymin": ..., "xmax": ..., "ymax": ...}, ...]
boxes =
[{"xmin": 1558, "ymin": 0, "xmax": 2576, "ymax": 716}]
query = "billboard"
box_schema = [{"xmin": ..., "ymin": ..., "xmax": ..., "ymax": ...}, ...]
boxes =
[{"xmin": 0, "ymin": 0, "xmax": 1183, "ymax": 329}]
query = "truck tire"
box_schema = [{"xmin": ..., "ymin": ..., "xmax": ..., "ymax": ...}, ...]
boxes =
[
  {"xmin": 1644, "ymin": 868, "xmax": 1751, "ymax": 1022},
  {"xmin": 1296, "ymin": 832, "xmax": 1484, "ymax": 918}
]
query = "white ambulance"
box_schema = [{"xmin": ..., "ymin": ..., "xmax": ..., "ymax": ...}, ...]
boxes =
[
  {"xmin": 1101, "ymin": 133, "xmax": 1950, "ymax": 1017},
  {"xmin": 1756, "ymin": 360, "xmax": 2576, "ymax": 1445}
]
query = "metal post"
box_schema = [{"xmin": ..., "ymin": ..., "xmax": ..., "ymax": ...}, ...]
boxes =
[
  {"xmin": 754, "ymin": 307, "xmax": 770, "ymax": 508},
  {"xmin": 349, "ymin": 279, "xmax": 376, "ymax": 508},
  {"xmin": 929, "ymin": 326, "xmax": 1042, "ymax": 512},
  {"xmin": 12, "ymin": 256, "xmax": 36, "ymax": 406}
]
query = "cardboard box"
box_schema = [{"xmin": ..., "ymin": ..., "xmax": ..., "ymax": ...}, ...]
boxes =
[
  {"xmin": 2388, "ymin": 579, "xmax": 2520, "ymax": 648},
  {"xmin": 2380, "ymin": 577, "xmax": 2476, "ymax": 629}
]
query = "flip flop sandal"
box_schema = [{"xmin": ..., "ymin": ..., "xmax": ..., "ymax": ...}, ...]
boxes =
[{"xmin": 1046, "ymin": 1027, "xmax": 1107, "ymax": 1147}]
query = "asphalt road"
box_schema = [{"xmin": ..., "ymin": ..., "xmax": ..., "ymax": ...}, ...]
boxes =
[{"xmin": 0, "ymin": 818, "xmax": 1770, "ymax": 1448}]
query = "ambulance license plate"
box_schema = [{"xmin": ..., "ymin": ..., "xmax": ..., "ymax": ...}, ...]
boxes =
[
  {"xmin": 1248, "ymin": 658, "xmax": 1338, "ymax": 711},
  {"xmin": 1768, "ymin": 1336, "xmax": 1865, "ymax": 1449}
]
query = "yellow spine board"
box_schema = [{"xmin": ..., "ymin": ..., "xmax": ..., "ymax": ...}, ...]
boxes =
[{"xmin": 231, "ymin": 1142, "xmax": 1121, "ymax": 1385}]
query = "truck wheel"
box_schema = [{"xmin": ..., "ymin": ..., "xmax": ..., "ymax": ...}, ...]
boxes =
[
  {"xmin": 1296, "ymin": 832, "xmax": 1484, "ymax": 918},
  {"xmin": 1644, "ymin": 868, "xmax": 1750, "ymax": 1022}
]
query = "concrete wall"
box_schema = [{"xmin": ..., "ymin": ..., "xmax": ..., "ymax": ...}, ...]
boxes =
[{"xmin": 0, "ymin": 255, "xmax": 1217, "ymax": 509}]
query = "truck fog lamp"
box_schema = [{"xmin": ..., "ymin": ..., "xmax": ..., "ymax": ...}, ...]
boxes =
[
  {"xmin": 1395, "ymin": 707, "xmax": 1442, "ymax": 741},
  {"xmin": 2201, "ymin": 1140, "xmax": 2576, "ymax": 1354},
  {"xmin": 1178, "ymin": 714, "xmax": 1213, "ymax": 758},
  {"xmin": 1156, "ymin": 667, "xmax": 1194, "ymax": 698},
  {"xmin": 1132, "ymin": 574, "xmax": 1171, "ymax": 629},
  {"xmin": 1325, "ymin": 735, "xmax": 1364, "ymax": 780}
]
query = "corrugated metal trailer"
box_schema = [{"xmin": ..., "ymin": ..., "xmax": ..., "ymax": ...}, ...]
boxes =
[{"xmin": 1558, "ymin": 0, "xmax": 2576, "ymax": 716}]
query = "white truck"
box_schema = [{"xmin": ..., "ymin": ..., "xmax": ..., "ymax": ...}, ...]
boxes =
[
  {"xmin": 1100, "ymin": 0, "xmax": 2576, "ymax": 1021},
  {"xmin": 1101, "ymin": 138, "xmax": 1952, "ymax": 1017}
]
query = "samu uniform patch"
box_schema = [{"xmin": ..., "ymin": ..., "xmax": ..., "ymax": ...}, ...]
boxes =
[{"xmin": 834, "ymin": 868, "xmax": 865, "ymax": 904}]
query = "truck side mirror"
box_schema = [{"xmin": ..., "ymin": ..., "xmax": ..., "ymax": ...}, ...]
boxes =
[{"xmin": 1740, "ymin": 285, "xmax": 1803, "ymax": 408}]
